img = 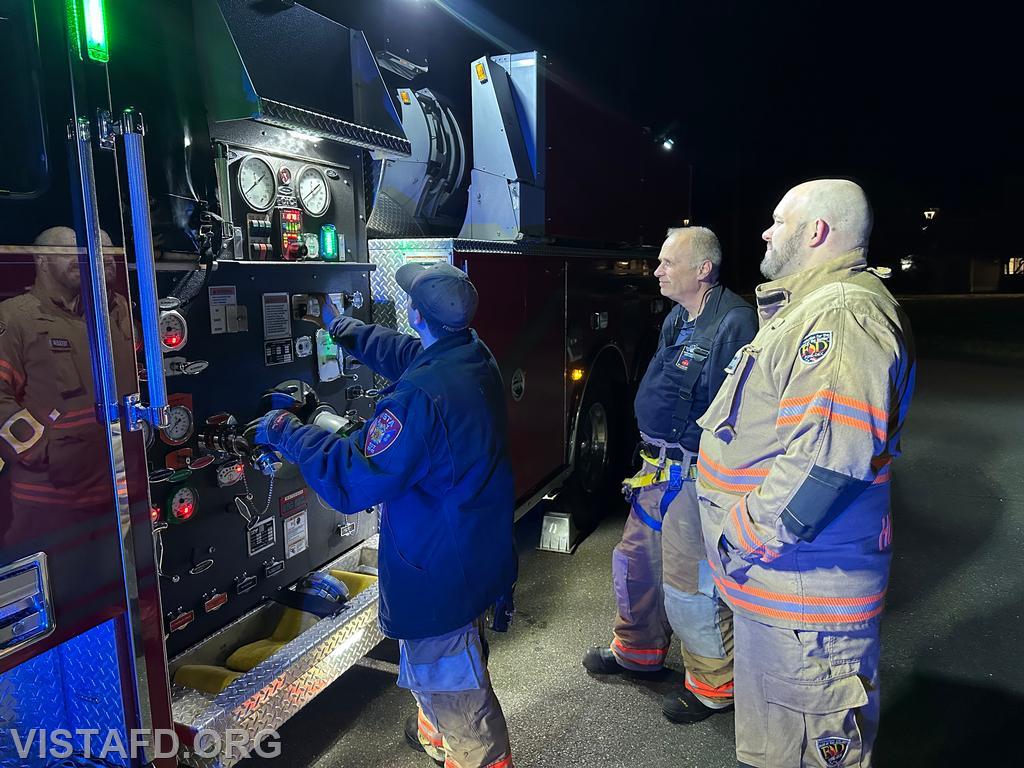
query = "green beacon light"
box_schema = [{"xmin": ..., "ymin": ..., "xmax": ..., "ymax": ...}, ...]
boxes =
[
  {"xmin": 83, "ymin": 0, "xmax": 109, "ymax": 62},
  {"xmin": 320, "ymin": 224, "xmax": 339, "ymax": 262}
]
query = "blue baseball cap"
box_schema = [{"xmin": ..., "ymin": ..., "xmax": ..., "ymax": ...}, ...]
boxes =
[{"xmin": 396, "ymin": 261, "xmax": 479, "ymax": 332}]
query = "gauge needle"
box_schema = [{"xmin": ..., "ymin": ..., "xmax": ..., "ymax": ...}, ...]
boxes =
[{"xmin": 245, "ymin": 174, "xmax": 266, "ymax": 195}]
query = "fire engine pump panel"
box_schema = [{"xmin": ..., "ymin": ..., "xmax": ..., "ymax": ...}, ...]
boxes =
[{"xmin": 126, "ymin": 0, "xmax": 414, "ymax": 744}]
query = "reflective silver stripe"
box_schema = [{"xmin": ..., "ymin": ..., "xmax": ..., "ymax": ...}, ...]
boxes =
[{"xmin": 0, "ymin": 408, "xmax": 45, "ymax": 454}]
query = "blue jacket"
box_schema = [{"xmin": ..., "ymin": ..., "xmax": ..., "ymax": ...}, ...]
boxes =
[
  {"xmin": 634, "ymin": 286, "xmax": 757, "ymax": 453},
  {"xmin": 267, "ymin": 319, "xmax": 517, "ymax": 640}
]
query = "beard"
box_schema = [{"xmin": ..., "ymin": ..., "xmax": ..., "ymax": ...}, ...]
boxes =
[{"xmin": 760, "ymin": 223, "xmax": 806, "ymax": 280}]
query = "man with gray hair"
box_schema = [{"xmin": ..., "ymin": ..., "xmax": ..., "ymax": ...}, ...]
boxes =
[
  {"xmin": 697, "ymin": 180, "xmax": 915, "ymax": 766},
  {"xmin": 583, "ymin": 225, "xmax": 758, "ymax": 725}
]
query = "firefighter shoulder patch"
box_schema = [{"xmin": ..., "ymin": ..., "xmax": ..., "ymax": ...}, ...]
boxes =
[
  {"xmin": 364, "ymin": 409, "xmax": 403, "ymax": 457},
  {"xmin": 814, "ymin": 736, "xmax": 851, "ymax": 767},
  {"xmin": 799, "ymin": 331, "xmax": 832, "ymax": 365}
]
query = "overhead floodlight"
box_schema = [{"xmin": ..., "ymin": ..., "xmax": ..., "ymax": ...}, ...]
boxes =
[
  {"xmin": 923, "ymin": 208, "xmax": 938, "ymax": 221},
  {"xmin": 662, "ymin": 138, "xmax": 675, "ymax": 151}
]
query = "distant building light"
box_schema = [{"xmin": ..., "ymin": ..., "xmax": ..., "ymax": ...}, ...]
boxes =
[{"xmin": 901, "ymin": 256, "xmax": 915, "ymax": 272}]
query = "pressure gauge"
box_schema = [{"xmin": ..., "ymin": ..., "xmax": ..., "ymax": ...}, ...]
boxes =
[
  {"xmin": 238, "ymin": 155, "xmax": 277, "ymax": 212},
  {"xmin": 167, "ymin": 485, "xmax": 198, "ymax": 523},
  {"xmin": 297, "ymin": 166, "xmax": 330, "ymax": 217},
  {"xmin": 140, "ymin": 419, "xmax": 155, "ymax": 449},
  {"xmin": 159, "ymin": 309, "xmax": 188, "ymax": 351},
  {"xmin": 216, "ymin": 460, "xmax": 246, "ymax": 488},
  {"xmin": 302, "ymin": 232, "xmax": 319, "ymax": 259},
  {"xmin": 160, "ymin": 404, "xmax": 194, "ymax": 446}
]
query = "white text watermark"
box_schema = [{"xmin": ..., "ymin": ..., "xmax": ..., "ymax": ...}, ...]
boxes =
[{"xmin": 7, "ymin": 728, "xmax": 282, "ymax": 761}]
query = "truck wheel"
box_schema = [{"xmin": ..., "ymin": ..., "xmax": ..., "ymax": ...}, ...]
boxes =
[{"xmin": 562, "ymin": 377, "xmax": 628, "ymax": 533}]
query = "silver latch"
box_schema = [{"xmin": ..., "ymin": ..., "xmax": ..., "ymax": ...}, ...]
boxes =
[{"xmin": 0, "ymin": 554, "xmax": 54, "ymax": 659}]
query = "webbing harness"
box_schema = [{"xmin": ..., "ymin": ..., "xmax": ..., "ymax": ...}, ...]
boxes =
[{"xmin": 621, "ymin": 452, "xmax": 696, "ymax": 532}]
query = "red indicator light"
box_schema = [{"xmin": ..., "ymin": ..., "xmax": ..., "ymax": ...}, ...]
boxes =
[
  {"xmin": 175, "ymin": 502, "xmax": 195, "ymax": 520},
  {"xmin": 150, "ymin": 505, "xmax": 161, "ymax": 522},
  {"xmin": 166, "ymin": 335, "xmax": 180, "ymax": 346}
]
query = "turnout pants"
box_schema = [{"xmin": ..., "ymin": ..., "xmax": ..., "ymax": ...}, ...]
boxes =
[
  {"xmin": 733, "ymin": 613, "xmax": 881, "ymax": 768},
  {"xmin": 399, "ymin": 619, "xmax": 513, "ymax": 768},
  {"xmin": 611, "ymin": 457, "xmax": 734, "ymax": 704}
]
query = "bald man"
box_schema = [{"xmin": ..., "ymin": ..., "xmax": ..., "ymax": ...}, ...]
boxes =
[{"xmin": 696, "ymin": 180, "xmax": 915, "ymax": 767}]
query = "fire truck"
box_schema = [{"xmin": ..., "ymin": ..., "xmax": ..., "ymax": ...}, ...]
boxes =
[{"xmin": 0, "ymin": 1, "xmax": 688, "ymax": 766}]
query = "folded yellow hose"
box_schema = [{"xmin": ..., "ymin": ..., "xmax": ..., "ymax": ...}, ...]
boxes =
[
  {"xmin": 328, "ymin": 569, "xmax": 378, "ymax": 599},
  {"xmin": 173, "ymin": 665, "xmax": 242, "ymax": 695}
]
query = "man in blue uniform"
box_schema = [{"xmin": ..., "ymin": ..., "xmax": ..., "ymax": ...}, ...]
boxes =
[
  {"xmin": 254, "ymin": 262, "xmax": 516, "ymax": 768},
  {"xmin": 582, "ymin": 226, "xmax": 758, "ymax": 724}
]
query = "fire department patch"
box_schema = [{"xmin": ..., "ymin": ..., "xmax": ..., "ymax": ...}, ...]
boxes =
[
  {"xmin": 815, "ymin": 736, "xmax": 851, "ymax": 767},
  {"xmin": 799, "ymin": 331, "xmax": 832, "ymax": 365},
  {"xmin": 675, "ymin": 348, "xmax": 691, "ymax": 370},
  {"xmin": 364, "ymin": 409, "xmax": 403, "ymax": 457}
]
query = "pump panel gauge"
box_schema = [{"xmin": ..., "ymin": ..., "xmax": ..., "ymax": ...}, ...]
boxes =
[
  {"xmin": 160, "ymin": 404, "xmax": 195, "ymax": 446},
  {"xmin": 216, "ymin": 461, "xmax": 246, "ymax": 488},
  {"xmin": 167, "ymin": 485, "xmax": 198, "ymax": 523},
  {"xmin": 297, "ymin": 166, "xmax": 330, "ymax": 217},
  {"xmin": 159, "ymin": 309, "xmax": 188, "ymax": 351},
  {"xmin": 238, "ymin": 156, "xmax": 277, "ymax": 212}
]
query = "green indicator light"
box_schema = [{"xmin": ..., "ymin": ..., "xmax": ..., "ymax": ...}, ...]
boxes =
[
  {"xmin": 320, "ymin": 225, "xmax": 338, "ymax": 262},
  {"xmin": 84, "ymin": 0, "xmax": 108, "ymax": 63},
  {"xmin": 66, "ymin": 0, "xmax": 83, "ymax": 60}
]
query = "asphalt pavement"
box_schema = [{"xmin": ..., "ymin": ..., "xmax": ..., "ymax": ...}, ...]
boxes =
[{"xmin": 239, "ymin": 353, "xmax": 1024, "ymax": 768}]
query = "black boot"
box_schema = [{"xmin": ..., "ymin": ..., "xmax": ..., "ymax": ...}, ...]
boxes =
[
  {"xmin": 404, "ymin": 714, "xmax": 444, "ymax": 766},
  {"xmin": 582, "ymin": 646, "xmax": 665, "ymax": 678},
  {"xmin": 582, "ymin": 646, "xmax": 627, "ymax": 674},
  {"xmin": 661, "ymin": 687, "xmax": 733, "ymax": 724}
]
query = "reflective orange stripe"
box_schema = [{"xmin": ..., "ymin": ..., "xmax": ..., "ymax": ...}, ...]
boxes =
[
  {"xmin": 685, "ymin": 675, "xmax": 734, "ymax": 700},
  {"xmin": 698, "ymin": 451, "xmax": 770, "ymax": 476},
  {"xmin": 780, "ymin": 390, "xmax": 887, "ymax": 423},
  {"xmin": 611, "ymin": 638, "xmax": 666, "ymax": 665},
  {"xmin": 717, "ymin": 584, "xmax": 885, "ymax": 624},
  {"xmin": 418, "ymin": 711, "xmax": 443, "ymax": 748},
  {"xmin": 717, "ymin": 572, "xmax": 886, "ymax": 607},
  {"xmin": 729, "ymin": 499, "xmax": 780, "ymax": 563},
  {"xmin": 830, "ymin": 392, "xmax": 888, "ymax": 424}
]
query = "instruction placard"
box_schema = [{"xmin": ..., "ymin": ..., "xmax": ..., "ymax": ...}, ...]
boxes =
[
  {"xmin": 209, "ymin": 285, "xmax": 237, "ymax": 335},
  {"xmin": 262, "ymin": 293, "xmax": 292, "ymax": 340},
  {"xmin": 284, "ymin": 509, "xmax": 309, "ymax": 559}
]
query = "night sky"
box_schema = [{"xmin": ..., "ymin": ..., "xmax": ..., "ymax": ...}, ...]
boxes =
[{"xmin": 312, "ymin": 0, "xmax": 1022, "ymax": 290}]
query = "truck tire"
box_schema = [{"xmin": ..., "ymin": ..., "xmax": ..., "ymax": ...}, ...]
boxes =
[{"xmin": 562, "ymin": 375, "xmax": 630, "ymax": 533}]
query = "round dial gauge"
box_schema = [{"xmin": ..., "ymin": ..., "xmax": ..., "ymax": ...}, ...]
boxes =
[
  {"xmin": 296, "ymin": 166, "xmax": 330, "ymax": 217},
  {"xmin": 159, "ymin": 310, "xmax": 187, "ymax": 351},
  {"xmin": 302, "ymin": 232, "xmax": 319, "ymax": 259},
  {"xmin": 168, "ymin": 485, "xmax": 198, "ymax": 522},
  {"xmin": 160, "ymin": 405, "xmax": 194, "ymax": 446},
  {"xmin": 238, "ymin": 156, "xmax": 277, "ymax": 212},
  {"xmin": 140, "ymin": 419, "xmax": 155, "ymax": 449},
  {"xmin": 216, "ymin": 461, "xmax": 245, "ymax": 488}
]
